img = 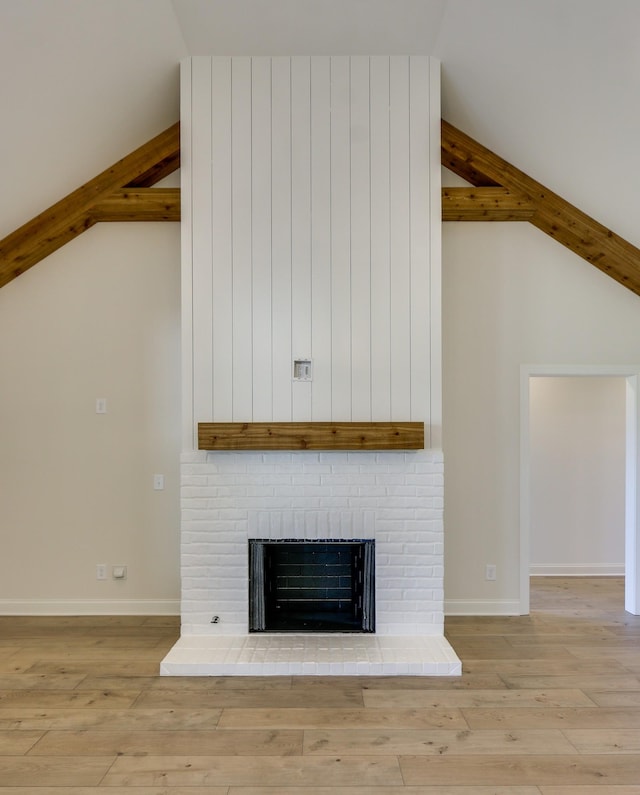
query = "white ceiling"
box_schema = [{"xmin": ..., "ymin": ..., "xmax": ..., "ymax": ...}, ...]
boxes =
[
  {"xmin": 171, "ymin": 0, "xmax": 447, "ymax": 55},
  {"xmin": 168, "ymin": 0, "xmax": 640, "ymax": 245}
]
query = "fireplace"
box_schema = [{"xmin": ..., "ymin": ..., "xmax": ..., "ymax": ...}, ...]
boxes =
[
  {"xmin": 160, "ymin": 448, "xmax": 461, "ymax": 676},
  {"xmin": 249, "ymin": 539, "xmax": 375, "ymax": 632},
  {"xmin": 160, "ymin": 55, "xmax": 461, "ymax": 675}
]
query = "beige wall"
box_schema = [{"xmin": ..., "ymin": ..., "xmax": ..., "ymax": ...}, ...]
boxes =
[
  {"xmin": 0, "ymin": 225, "xmax": 181, "ymax": 610},
  {"xmin": 0, "ymin": 0, "xmax": 186, "ymax": 612},
  {"xmin": 441, "ymin": 220, "xmax": 640, "ymax": 613},
  {"xmin": 436, "ymin": 0, "xmax": 640, "ymax": 612}
]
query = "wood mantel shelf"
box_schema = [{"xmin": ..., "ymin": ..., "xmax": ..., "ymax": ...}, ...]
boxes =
[{"xmin": 198, "ymin": 422, "xmax": 424, "ymax": 451}]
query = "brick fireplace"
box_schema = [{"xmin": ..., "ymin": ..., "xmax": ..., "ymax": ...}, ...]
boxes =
[
  {"xmin": 160, "ymin": 54, "xmax": 461, "ymax": 675},
  {"xmin": 161, "ymin": 447, "xmax": 459, "ymax": 674}
]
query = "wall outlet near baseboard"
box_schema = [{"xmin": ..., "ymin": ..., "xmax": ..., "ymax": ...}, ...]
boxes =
[{"xmin": 485, "ymin": 564, "xmax": 497, "ymax": 581}]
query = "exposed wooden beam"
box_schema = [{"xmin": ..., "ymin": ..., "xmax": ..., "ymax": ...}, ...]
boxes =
[
  {"xmin": 91, "ymin": 188, "xmax": 181, "ymax": 222},
  {"xmin": 124, "ymin": 152, "xmax": 181, "ymax": 189},
  {"xmin": 442, "ymin": 120, "xmax": 640, "ymax": 296},
  {"xmin": 442, "ymin": 187, "xmax": 535, "ymax": 221},
  {"xmin": 86, "ymin": 184, "xmax": 537, "ymax": 224},
  {"xmin": 0, "ymin": 123, "xmax": 180, "ymax": 288}
]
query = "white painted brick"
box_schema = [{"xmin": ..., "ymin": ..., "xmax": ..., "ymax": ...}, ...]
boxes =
[
  {"xmin": 262, "ymin": 453, "xmax": 293, "ymax": 465},
  {"xmin": 359, "ymin": 464, "xmax": 389, "ymax": 474},
  {"xmin": 180, "ymin": 449, "xmax": 444, "ymax": 637}
]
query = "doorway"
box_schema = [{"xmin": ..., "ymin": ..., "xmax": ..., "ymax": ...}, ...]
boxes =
[
  {"xmin": 529, "ymin": 376, "xmax": 625, "ymax": 576},
  {"xmin": 520, "ymin": 365, "xmax": 640, "ymax": 615}
]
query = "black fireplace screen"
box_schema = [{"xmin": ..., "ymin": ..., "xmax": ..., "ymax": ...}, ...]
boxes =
[{"xmin": 249, "ymin": 539, "xmax": 375, "ymax": 632}]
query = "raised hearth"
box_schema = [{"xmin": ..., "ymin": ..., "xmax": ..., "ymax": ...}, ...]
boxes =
[{"xmin": 161, "ymin": 634, "xmax": 460, "ymax": 676}]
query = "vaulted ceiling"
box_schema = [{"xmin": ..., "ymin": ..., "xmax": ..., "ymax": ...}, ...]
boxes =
[
  {"xmin": 2, "ymin": 1, "xmax": 639, "ymax": 302},
  {"xmin": 170, "ymin": 0, "xmax": 447, "ymax": 55}
]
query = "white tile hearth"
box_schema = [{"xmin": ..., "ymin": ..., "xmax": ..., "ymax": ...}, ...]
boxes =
[{"xmin": 160, "ymin": 634, "xmax": 461, "ymax": 676}]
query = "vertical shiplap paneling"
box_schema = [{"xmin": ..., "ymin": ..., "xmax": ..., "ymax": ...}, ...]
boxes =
[
  {"xmin": 350, "ymin": 56, "xmax": 372, "ymax": 420},
  {"xmin": 180, "ymin": 58, "xmax": 195, "ymax": 447},
  {"xmin": 389, "ymin": 56, "xmax": 412, "ymax": 421},
  {"xmin": 330, "ymin": 56, "xmax": 352, "ymax": 421},
  {"xmin": 231, "ymin": 57, "xmax": 254, "ymax": 421},
  {"xmin": 291, "ymin": 57, "xmax": 313, "ymax": 421},
  {"xmin": 184, "ymin": 55, "xmax": 437, "ymax": 436},
  {"xmin": 251, "ymin": 58, "xmax": 273, "ymax": 420},
  {"xmin": 310, "ymin": 56, "xmax": 332, "ymax": 420},
  {"xmin": 409, "ymin": 56, "xmax": 430, "ymax": 424},
  {"xmin": 211, "ymin": 56, "xmax": 234, "ymax": 421},
  {"xmin": 428, "ymin": 58, "xmax": 442, "ymax": 447},
  {"xmin": 191, "ymin": 57, "xmax": 214, "ymax": 427},
  {"xmin": 370, "ymin": 56, "xmax": 392, "ymax": 422},
  {"xmin": 271, "ymin": 57, "xmax": 293, "ymax": 422}
]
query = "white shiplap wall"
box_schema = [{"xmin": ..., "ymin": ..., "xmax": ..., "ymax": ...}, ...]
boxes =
[{"xmin": 181, "ymin": 56, "xmax": 441, "ymax": 447}]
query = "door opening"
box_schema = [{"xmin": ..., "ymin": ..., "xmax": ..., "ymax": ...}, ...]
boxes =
[
  {"xmin": 529, "ymin": 376, "xmax": 625, "ymax": 577},
  {"xmin": 520, "ymin": 365, "xmax": 640, "ymax": 615}
]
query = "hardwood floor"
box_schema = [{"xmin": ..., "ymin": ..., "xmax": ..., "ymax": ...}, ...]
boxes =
[{"xmin": 0, "ymin": 577, "xmax": 639, "ymax": 792}]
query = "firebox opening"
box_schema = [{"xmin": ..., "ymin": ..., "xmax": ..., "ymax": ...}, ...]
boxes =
[{"xmin": 249, "ymin": 539, "xmax": 375, "ymax": 632}]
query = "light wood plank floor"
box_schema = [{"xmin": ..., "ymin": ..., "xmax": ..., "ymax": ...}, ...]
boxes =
[{"xmin": 0, "ymin": 577, "xmax": 639, "ymax": 793}]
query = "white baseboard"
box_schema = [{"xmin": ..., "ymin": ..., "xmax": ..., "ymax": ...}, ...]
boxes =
[
  {"xmin": 529, "ymin": 564, "xmax": 625, "ymax": 577},
  {"xmin": 444, "ymin": 599, "xmax": 522, "ymax": 616},
  {"xmin": 0, "ymin": 599, "xmax": 181, "ymax": 616}
]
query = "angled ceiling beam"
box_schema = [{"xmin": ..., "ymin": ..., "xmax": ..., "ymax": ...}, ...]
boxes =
[
  {"xmin": 441, "ymin": 120, "xmax": 640, "ymax": 296},
  {"xmin": 124, "ymin": 151, "xmax": 181, "ymax": 189},
  {"xmin": 0, "ymin": 123, "xmax": 180, "ymax": 289}
]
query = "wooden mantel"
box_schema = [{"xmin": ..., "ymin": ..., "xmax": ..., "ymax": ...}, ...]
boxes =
[{"xmin": 198, "ymin": 422, "xmax": 424, "ymax": 451}]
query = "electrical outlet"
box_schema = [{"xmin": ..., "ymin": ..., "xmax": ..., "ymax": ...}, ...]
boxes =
[
  {"xmin": 96, "ymin": 563, "xmax": 107, "ymax": 580},
  {"xmin": 95, "ymin": 398, "xmax": 107, "ymax": 414},
  {"xmin": 153, "ymin": 474, "xmax": 164, "ymax": 490},
  {"xmin": 485, "ymin": 564, "xmax": 497, "ymax": 581}
]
